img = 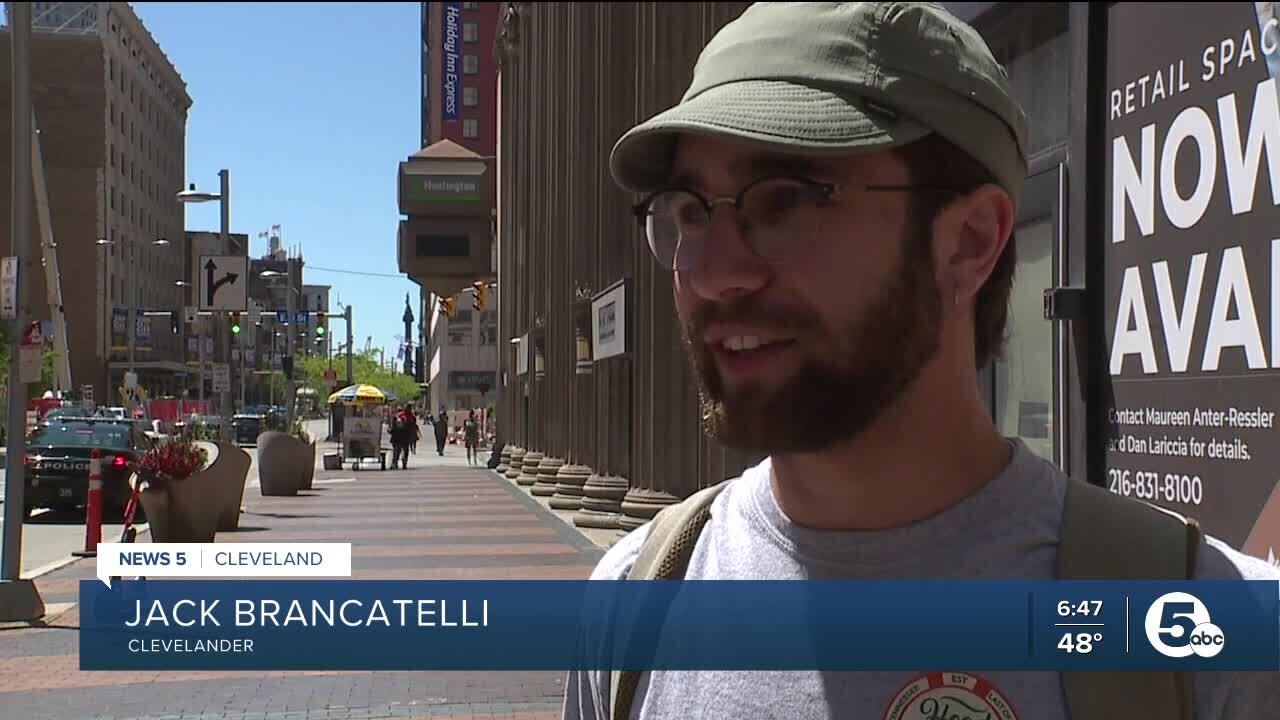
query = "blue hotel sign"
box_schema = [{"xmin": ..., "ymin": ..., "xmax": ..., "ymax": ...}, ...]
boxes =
[{"xmin": 442, "ymin": 1, "xmax": 461, "ymax": 122}]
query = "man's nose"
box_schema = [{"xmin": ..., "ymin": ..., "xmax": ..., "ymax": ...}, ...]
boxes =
[{"xmin": 678, "ymin": 212, "xmax": 771, "ymax": 303}]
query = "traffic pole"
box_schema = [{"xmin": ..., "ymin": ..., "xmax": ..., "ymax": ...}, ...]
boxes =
[{"xmin": 73, "ymin": 449, "xmax": 103, "ymax": 558}]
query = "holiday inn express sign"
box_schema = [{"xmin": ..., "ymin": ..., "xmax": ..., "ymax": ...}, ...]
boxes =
[{"xmin": 1104, "ymin": 2, "xmax": 1280, "ymax": 562}]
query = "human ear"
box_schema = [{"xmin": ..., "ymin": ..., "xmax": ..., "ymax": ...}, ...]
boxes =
[{"xmin": 932, "ymin": 184, "xmax": 1014, "ymax": 304}]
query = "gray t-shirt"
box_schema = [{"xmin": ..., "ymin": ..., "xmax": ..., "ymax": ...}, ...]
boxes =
[{"xmin": 562, "ymin": 439, "xmax": 1280, "ymax": 720}]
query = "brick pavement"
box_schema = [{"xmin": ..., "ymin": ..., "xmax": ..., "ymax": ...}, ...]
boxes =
[{"xmin": 0, "ymin": 446, "xmax": 606, "ymax": 720}]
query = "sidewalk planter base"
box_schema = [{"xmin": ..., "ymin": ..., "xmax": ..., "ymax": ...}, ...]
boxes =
[
  {"xmin": 516, "ymin": 451, "xmax": 542, "ymax": 487},
  {"xmin": 550, "ymin": 464, "xmax": 591, "ymax": 510},
  {"xmin": 574, "ymin": 474, "xmax": 628, "ymax": 529},
  {"xmin": 505, "ymin": 447, "xmax": 526, "ymax": 480},
  {"xmin": 496, "ymin": 446, "xmax": 513, "ymax": 475},
  {"xmin": 532, "ymin": 457, "xmax": 564, "ymax": 497},
  {"xmin": 257, "ymin": 432, "xmax": 311, "ymax": 496}
]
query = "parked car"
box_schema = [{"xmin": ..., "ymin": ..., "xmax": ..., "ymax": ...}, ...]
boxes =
[
  {"xmin": 232, "ymin": 413, "xmax": 265, "ymax": 446},
  {"xmin": 23, "ymin": 417, "xmax": 151, "ymax": 517}
]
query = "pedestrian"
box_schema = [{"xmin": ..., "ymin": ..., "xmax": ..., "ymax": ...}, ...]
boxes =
[
  {"xmin": 401, "ymin": 403, "xmax": 420, "ymax": 454},
  {"xmin": 463, "ymin": 410, "xmax": 480, "ymax": 466},
  {"xmin": 388, "ymin": 412, "xmax": 410, "ymax": 470},
  {"xmin": 563, "ymin": 3, "xmax": 1280, "ymax": 719},
  {"xmin": 433, "ymin": 409, "xmax": 448, "ymax": 456}
]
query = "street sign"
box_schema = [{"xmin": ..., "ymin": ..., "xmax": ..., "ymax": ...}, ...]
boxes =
[
  {"xmin": 19, "ymin": 346, "xmax": 40, "ymax": 383},
  {"xmin": 124, "ymin": 371, "xmax": 138, "ymax": 390},
  {"xmin": 277, "ymin": 310, "xmax": 290, "ymax": 324},
  {"xmin": 295, "ymin": 311, "xmax": 310, "ymax": 325},
  {"xmin": 248, "ymin": 303, "xmax": 261, "ymax": 325},
  {"xmin": 185, "ymin": 306, "xmax": 198, "ymax": 324},
  {"xmin": 212, "ymin": 363, "xmax": 231, "ymax": 393},
  {"xmin": 22, "ymin": 320, "xmax": 42, "ymax": 346},
  {"xmin": 0, "ymin": 256, "xmax": 17, "ymax": 320},
  {"xmin": 198, "ymin": 255, "xmax": 248, "ymax": 311}
]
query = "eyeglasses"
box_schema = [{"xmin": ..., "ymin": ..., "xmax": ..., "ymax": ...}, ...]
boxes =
[{"xmin": 631, "ymin": 175, "xmax": 949, "ymax": 272}]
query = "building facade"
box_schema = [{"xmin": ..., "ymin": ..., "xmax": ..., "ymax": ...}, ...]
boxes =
[
  {"xmin": 423, "ymin": 287, "xmax": 499, "ymax": 413},
  {"xmin": 1, "ymin": 1, "xmax": 192, "ymax": 403},
  {"xmin": 491, "ymin": 1, "xmax": 1280, "ymax": 562},
  {"xmin": 415, "ymin": 1, "xmax": 502, "ymax": 411}
]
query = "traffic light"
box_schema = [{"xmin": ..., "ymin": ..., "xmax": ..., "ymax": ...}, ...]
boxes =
[
  {"xmin": 316, "ymin": 315, "xmax": 327, "ymax": 336},
  {"xmin": 438, "ymin": 295, "xmax": 456, "ymax": 320},
  {"xmin": 472, "ymin": 281, "xmax": 488, "ymax": 312},
  {"xmin": 170, "ymin": 311, "xmax": 180, "ymax": 334},
  {"xmin": 230, "ymin": 312, "xmax": 241, "ymax": 335}
]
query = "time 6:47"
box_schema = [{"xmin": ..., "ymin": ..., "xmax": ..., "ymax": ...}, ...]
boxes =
[{"xmin": 1058, "ymin": 600, "xmax": 1103, "ymax": 616}]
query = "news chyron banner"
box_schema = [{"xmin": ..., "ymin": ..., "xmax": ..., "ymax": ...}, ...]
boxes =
[
  {"xmin": 1105, "ymin": 2, "xmax": 1280, "ymax": 563},
  {"xmin": 79, "ymin": 578, "xmax": 1280, "ymax": 671}
]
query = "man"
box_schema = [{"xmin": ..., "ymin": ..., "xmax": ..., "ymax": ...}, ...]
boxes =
[
  {"xmin": 433, "ymin": 408, "xmax": 449, "ymax": 456},
  {"xmin": 563, "ymin": 3, "xmax": 1280, "ymax": 719},
  {"xmin": 463, "ymin": 410, "xmax": 480, "ymax": 466}
]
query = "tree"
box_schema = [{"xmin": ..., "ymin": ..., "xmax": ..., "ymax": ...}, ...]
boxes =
[{"xmin": 296, "ymin": 350, "xmax": 421, "ymax": 405}]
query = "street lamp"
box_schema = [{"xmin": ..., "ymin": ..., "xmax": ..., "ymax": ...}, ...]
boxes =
[
  {"xmin": 177, "ymin": 170, "xmax": 233, "ymax": 441},
  {"xmin": 96, "ymin": 234, "xmax": 167, "ymax": 410},
  {"xmin": 261, "ymin": 268, "xmax": 298, "ymax": 429}
]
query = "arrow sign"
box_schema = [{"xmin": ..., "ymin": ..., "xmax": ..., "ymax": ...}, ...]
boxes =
[
  {"xmin": 198, "ymin": 255, "xmax": 248, "ymax": 311},
  {"xmin": 205, "ymin": 259, "xmax": 239, "ymax": 307}
]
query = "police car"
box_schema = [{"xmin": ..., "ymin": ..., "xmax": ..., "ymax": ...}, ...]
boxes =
[{"xmin": 23, "ymin": 417, "xmax": 151, "ymax": 517}]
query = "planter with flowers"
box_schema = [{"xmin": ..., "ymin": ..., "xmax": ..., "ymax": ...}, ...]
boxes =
[{"xmin": 136, "ymin": 437, "xmax": 220, "ymax": 543}]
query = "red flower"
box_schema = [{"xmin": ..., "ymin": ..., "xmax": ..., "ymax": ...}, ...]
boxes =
[{"xmin": 139, "ymin": 438, "xmax": 208, "ymax": 481}]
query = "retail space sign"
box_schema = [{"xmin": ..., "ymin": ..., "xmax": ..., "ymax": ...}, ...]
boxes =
[
  {"xmin": 442, "ymin": 1, "xmax": 461, "ymax": 122},
  {"xmin": 592, "ymin": 279, "xmax": 628, "ymax": 361},
  {"xmin": 1103, "ymin": 2, "xmax": 1280, "ymax": 563}
]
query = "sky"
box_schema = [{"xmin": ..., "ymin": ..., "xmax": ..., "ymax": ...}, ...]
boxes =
[{"xmin": 130, "ymin": 1, "xmax": 424, "ymax": 365}]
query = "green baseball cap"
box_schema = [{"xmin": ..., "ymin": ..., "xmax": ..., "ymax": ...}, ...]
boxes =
[{"xmin": 609, "ymin": 2, "xmax": 1030, "ymax": 208}]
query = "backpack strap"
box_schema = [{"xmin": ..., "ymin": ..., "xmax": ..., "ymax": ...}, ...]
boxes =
[
  {"xmin": 608, "ymin": 481, "xmax": 729, "ymax": 720},
  {"xmin": 1057, "ymin": 478, "xmax": 1202, "ymax": 720}
]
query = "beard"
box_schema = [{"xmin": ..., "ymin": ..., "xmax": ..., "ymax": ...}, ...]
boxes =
[{"xmin": 682, "ymin": 222, "xmax": 943, "ymax": 454}]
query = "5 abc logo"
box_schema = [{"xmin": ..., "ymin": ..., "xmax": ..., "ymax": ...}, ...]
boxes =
[{"xmin": 1144, "ymin": 592, "xmax": 1226, "ymax": 658}]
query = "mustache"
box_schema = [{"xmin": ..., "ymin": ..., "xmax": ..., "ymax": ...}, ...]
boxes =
[{"xmin": 683, "ymin": 297, "xmax": 819, "ymax": 343}]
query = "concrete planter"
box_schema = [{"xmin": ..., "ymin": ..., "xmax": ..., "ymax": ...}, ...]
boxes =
[
  {"xmin": 195, "ymin": 441, "xmax": 252, "ymax": 532},
  {"xmin": 299, "ymin": 441, "xmax": 317, "ymax": 491},
  {"xmin": 256, "ymin": 431, "xmax": 312, "ymax": 496},
  {"xmin": 137, "ymin": 470, "xmax": 221, "ymax": 544}
]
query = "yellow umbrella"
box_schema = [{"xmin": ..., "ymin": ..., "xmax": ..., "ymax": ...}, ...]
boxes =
[{"xmin": 326, "ymin": 384, "xmax": 397, "ymax": 406}]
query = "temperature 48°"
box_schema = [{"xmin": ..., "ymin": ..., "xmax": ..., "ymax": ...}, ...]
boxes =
[{"xmin": 1058, "ymin": 632, "xmax": 1103, "ymax": 654}]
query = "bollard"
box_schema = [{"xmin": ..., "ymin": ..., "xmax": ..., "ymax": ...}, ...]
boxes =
[{"xmin": 72, "ymin": 449, "xmax": 103, "ymax": 557}]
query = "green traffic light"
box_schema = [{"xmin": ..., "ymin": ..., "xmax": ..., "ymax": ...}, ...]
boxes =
[
  {"xmin": 232, "ymin": 323, "xmax": 241, "ymax": 334},
  {"xmin": 316, "ymin": 326, "xmax": 326, "ymax": 335}
]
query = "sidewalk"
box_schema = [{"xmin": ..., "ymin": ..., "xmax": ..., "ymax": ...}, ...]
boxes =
[{"xmin": 0, "ymin": 441, "xmax": 605, "ymax": 720}]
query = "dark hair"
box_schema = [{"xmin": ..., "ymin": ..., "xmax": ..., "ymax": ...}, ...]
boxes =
[{"xmin": 894, "ymin": 134, "xmax": 1016, "ymax": 370}]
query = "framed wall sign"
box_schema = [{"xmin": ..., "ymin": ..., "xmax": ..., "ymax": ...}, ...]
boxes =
[
  {"xmin": 592, "ymin": 278, "xmax": 629, "ymax": 361},
  {"xmin": 516, "ymin": 333, "xmax": 530, "ymax": 376}
]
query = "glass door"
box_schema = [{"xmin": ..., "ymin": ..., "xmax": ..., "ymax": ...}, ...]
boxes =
[{"xmin": 987, "ymin": 159, "xmax": 1068, "ymax": 469}]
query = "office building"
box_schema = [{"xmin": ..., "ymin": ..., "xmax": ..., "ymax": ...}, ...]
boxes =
[
  {"xmin": 0, "ymin": 2, "xmax": 192, "ymax": 402},
  {"xmin": 490, "ymin": 0, "xmax": 1280, "ymax": 563},
  {"xmin": 415, "ymin": 1, "xmax": 500, "ymax": 412}
]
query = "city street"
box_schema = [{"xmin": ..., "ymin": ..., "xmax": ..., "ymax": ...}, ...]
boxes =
[
  {"xmin": 0, "ymin": 420, "xmax": 324, "ymax": 580},
  {"xmin": 0, "ymin": 423, "xmax": 604, "ymax": 719}
]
